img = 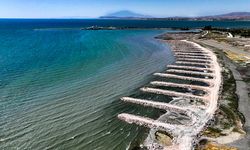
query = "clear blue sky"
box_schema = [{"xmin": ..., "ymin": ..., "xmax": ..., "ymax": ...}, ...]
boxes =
[{"xmin": 0, "ymin": 0, "xmax": 250, "ymax": 18}]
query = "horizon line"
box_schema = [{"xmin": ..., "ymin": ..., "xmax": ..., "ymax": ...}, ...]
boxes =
[{"xmin": 1, "ymin": 11, "xmax": 250, "ymax": 20}]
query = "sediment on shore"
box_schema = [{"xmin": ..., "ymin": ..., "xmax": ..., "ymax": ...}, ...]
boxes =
[
  {"xmin": 193, "ymin": 40, "xmax": 249, "ymax": 150},
  {"xmin": 119, "ymin": 33, "xmax": 222, "ymax": 150},
  {"xmin": 162, "ymin": 32, "xmax": 247, "ymax": 149}
]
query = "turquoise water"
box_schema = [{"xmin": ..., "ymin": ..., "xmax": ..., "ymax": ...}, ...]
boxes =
[{"xmin": 0, "ymin": 28, "xmax": 174, "ymax": 149}]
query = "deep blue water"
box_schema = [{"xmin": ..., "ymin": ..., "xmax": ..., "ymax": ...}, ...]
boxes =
[
  {"xmin": 0, "ymin": 19, "xmax": 250, "ymax": 30},
  {"xmin": 0, "ymin": 21, "xmax": 175, "ymax": 150}
]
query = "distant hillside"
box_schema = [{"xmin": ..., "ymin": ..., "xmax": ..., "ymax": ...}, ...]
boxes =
[
  {"xmin": 148, "ymin": 12, "xmax": 250, "ymax": 21},
  {"xmin": 100, "ymin": 10, "xmax": 151, "ymax": 19},
  {"xmin": 202, "ymin": 12, "xmax": 250, "ymax": 20},
  {"xmin": 215, "ymin": 12, "xmax": 250, "ymax": 17},
  {"xmin": 100, "ymin": 11, "xmax": 250, "ymax": 21}
]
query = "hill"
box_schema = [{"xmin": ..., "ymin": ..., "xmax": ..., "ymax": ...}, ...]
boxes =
[
  {"xmin": 202, "ymin": 12, "xmax": 250, "ymax": 20},
  {"xmin": 100, "ymin": 11, "xmax": 250, "ymax": 21},
  {"xmin": 99, "ymin": 10, "xmax": 151, "ymax": 19}
]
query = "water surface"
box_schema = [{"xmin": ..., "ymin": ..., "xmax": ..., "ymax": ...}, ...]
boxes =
[{"xmin": 0, "ymin": 28, "xmax": 174, "ymax": 150}]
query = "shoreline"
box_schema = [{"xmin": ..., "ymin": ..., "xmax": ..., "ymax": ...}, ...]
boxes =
[
  {"xmin": 193, "ymin": 39, "xmax": 250, "ymax": 149},
  {"xmin": 119, "ymin": 35, "xmax": 223, "ymax": 150},
  {"xmin": 33, "ymin": 27, "xmax": 200, "ymax": 31},
  {"xmin": 127, "ymin": 30, "xmax": 249, "ymax": 150},
  {"xmin": 157, "ymin": 32, "xmax": 249, "ymax": 149},
  {"xmin": 162, "ymin": 30, "xmax": 250, "ymax": 149}
]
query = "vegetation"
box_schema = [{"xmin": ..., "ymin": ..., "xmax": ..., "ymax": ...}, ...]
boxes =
[
  {"xmin": 155, "ymin": 130, "xmax": 173, "ymax": 146},
  {"xmin": 224, "ymin": 50, "xmax": 249, "ymax": 65},
  {"xmin": 198, "ymin": 142, "xmax": 238, "ymax": 150},
  {"xmin": 203, "ymin": 26, "xmax": 250, "ymax": 37}
]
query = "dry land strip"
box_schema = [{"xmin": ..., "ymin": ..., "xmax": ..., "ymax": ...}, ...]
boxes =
[{"xmin": 118, "ymin": 30, "xmax": 249, "ymax": 150}]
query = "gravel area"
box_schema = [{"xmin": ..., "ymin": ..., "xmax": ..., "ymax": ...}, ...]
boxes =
[{"xmin": 195, "ymin": 39, "xmax": 250, "ymax": 150}]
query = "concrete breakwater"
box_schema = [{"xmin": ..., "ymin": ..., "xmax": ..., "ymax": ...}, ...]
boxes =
[{"xmin": 118, "ymin": 40, "xmax": 222, "ymax": 150}]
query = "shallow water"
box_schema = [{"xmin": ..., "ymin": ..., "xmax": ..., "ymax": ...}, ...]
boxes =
[{"xmin": 0, "ymin": 28, "xmax": 174, "ymax": 149}]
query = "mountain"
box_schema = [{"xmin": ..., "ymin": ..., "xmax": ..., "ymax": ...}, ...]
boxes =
[
  {"xmin": 99, "ymin": 11, "xmax": 250, "ymax": 20},
  {"xmin": 202, "ymin": 12, "xmax": 250, "ymax": 20},
  {"xmin": 100, "ymin": 10, "xmax": 151, "ymax": 19},
  {"xmin": 145, "ymin": 12, "xmax": 250, "ymax": 21},
  {"xmin": 215, "ymin": 12, "xmax": 250, "ymax": 17}
]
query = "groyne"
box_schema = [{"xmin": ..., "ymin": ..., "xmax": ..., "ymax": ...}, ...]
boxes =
[{"xmin": 118, "ymin": 40, "xmax": 222, "ymax": 150}]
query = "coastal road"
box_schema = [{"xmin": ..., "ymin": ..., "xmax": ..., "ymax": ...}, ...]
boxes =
[
  {"xmin": 224, "ymin": 55, "xmax": 250, "ymax": 150},
  {"xmin": 194, "ymin": 38, "xmax": 250, "ymax": 150},
  {"xmin": 199, "ymin": 39, "xmax": 250, "ymax": 58}
]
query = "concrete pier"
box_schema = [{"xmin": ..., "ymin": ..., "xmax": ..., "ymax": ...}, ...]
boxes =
[
  {"xmin": 121, "ymin": 97, "xmax": 188, "ymax": 114},
  {"xmin": 117, "ymin": 40, "xmax": 222, "ymax": 150},
  {"xmin": 118, "ymin": 113, "xmax": 181, "ymax": 136},
  {"xmin": 174, "ymin": 52, "xmax": 210, "ymax": 56},
  {"xmin": 154, "ymin": 73, "xmax": 212, "ymax": 85},
  {"xmin": 166, "ymin": 69, "xmax": 214, "ymax": 77},
  {"xmin": 172, "ymin": 50, "xmax": 206, "ymax": 53},
  {"xmin": 176, "ymin": 58, "xmax": 211, "ymax": 63},
  {"xmin": 175, "ymin": 55, "xmax": 211, "ymax": 59},
  {"xmin": 140, "ymin": 87, "xmax": 207, "ymax": 101},
  {"xmin": 175, "ymin": 61, "xmax": 212, "ymax": 66},
  {"xmin": 150, "ymin": 81, "xmax": 209, "ymax": 91},
  {"xmin": 167, "ymin": 65, "xmax": 214, "ymax": 72}
]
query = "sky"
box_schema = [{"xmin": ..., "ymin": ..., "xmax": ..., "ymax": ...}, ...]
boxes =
[{"xmin": 0, "ymin": 0, "xmax": 250, "ymax": 18}]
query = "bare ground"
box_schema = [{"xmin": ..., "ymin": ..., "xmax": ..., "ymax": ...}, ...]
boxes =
[{"xmin": 194, "ymin": 38, "xmax": 250, "ymax": 150}]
